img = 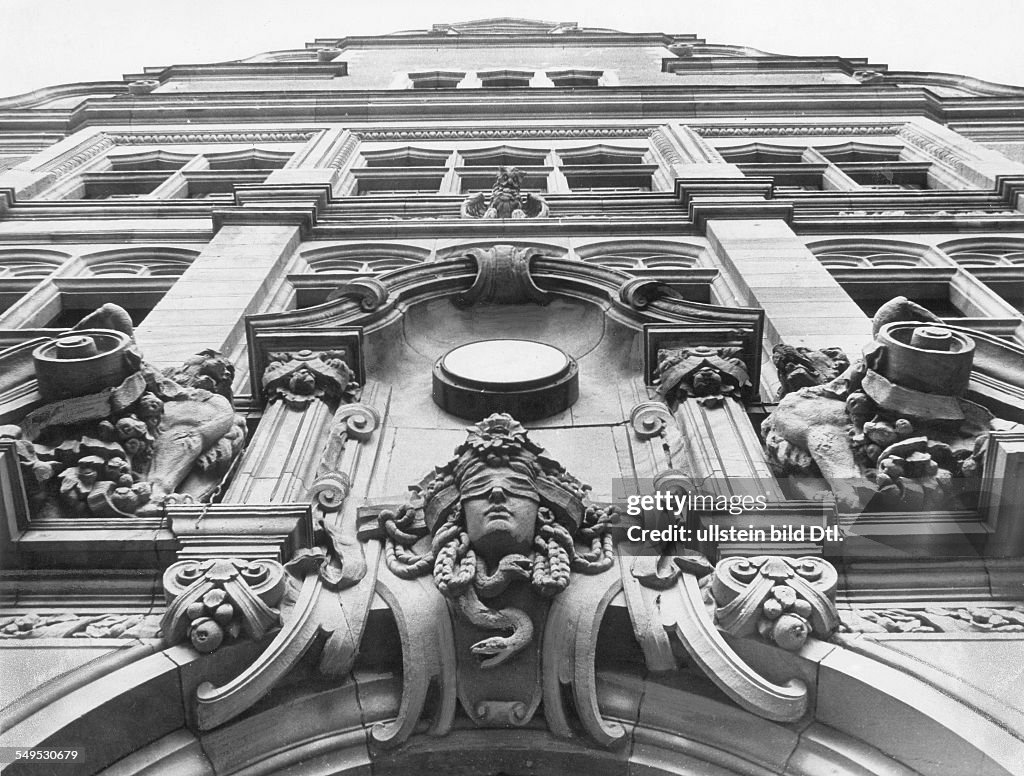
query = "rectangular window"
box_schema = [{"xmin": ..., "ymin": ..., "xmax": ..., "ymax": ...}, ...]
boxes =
[{"xmin": 352, "ymin": 169, "xmax": 445, "ymax": 195}]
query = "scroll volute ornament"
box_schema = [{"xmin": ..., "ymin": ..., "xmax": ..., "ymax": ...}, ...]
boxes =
[
  {"xmin": 161, "ymin": 558, "xmax": 286, "ymax": 653},
  {"xmin": 710, "ymin": 556, "xmax": 839, "ymax": 651}
]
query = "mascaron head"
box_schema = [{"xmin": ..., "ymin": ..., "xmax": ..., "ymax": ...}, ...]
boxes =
[{"xmin": 420, "ymin": 414, "xmax": 590, "ymax": 550}]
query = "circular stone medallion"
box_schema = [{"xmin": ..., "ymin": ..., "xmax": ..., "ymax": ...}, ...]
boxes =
[{"xmin": 433, "ymin": 339, "xmax": 578, "ymax": 421}]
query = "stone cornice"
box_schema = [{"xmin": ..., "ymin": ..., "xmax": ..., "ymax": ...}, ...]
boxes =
[
  {"xmin": 123, "ymin": 62, "xmax": 348, "ymax": 84},
  {"xmin": 356, "ymin": 125, "xmax": 653, "ymax": 141},
  {"xmin": 308, "ymin": 31, "xmax": 681, "ymax": 49},
  {"xmin": 105, "ymin": 129, "xmax": 319, "ymax": 144},
  {"xmin": 167, "ymin": 503, "xmax": 314, "ymax": 562},
  {"xmin": 691, "ymin": 123, "xmax": 904, "ymax": 138},
  {"xmin": 663, "ymin": 55, "xmax": 881, "ymax": 75},
  {"xmin": 210, "ymin": 182, "xmax": 334, "ymax": 236},
  {"xmin": 0, "ymin": 82, "xmax": 128, "ymax": 110},
  {"xmin": 0, "ymin": 87, "xmax": 971, "ymax": 136}
]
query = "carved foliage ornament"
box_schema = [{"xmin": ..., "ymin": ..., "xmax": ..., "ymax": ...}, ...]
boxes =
[
  {"xmin": 655, "ymin": 346, "xmax": 751, "ymax": 407},
  {"xmin": 461, "ymin": 167, "xmax": 549, "ymax": 220},
  {"xmin": 841, "ymin": 605, "xmax": 1024, "ymax": 634},
  {"xmin": 262, "ymin": 349, "xmax": 360, "ymax": 409},
  {"xmin": 162, "ymin": 558, "xmax": 285, "ymax": 653}
]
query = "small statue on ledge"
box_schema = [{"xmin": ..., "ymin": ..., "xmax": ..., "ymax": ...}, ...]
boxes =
[{"xmin": 461, "ymin": 166, "xmax": 549, "ymax": 219}]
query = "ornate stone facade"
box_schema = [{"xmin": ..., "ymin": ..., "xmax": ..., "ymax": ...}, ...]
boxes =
[{"xmin": 1, "ymin": 16, "xmax": 1024, "ymax": 776}]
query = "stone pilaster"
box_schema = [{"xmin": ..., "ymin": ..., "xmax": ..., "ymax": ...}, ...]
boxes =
[
  {"xmin": 706, "ymin": 218, "xmax": 872, "ymax": 362},
  {"xmin": 226, "ymin": 347, "xmax": 361, "ymax": 503},
  {"xmin": 671, "ymin": 398, "xmax": 784, "ymax": 500},
  {"xmin": 653, "ymin": 344, "xmax": 783, "ymax": 500},
  {"xmin": 649, "ymin": 122, "xmax": 743, "ymax": 181},
  {"xmin": 133, "ymin": 223, "xmax": 302, "ymax": 368}
]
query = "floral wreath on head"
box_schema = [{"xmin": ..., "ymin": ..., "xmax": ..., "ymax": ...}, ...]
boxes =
[{"xmin": 378, "ymin": 413, "xmax": 617, "ymax": 667}]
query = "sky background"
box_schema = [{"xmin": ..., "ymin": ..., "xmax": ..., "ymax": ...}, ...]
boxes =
[{"xmin": 2, "ymin": 0, "xmax": 1023, "ymax": 97}]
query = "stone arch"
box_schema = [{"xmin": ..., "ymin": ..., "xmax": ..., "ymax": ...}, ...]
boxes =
[
  {"xmin": 79, "ymin": 247, "xmax": 199, "ymax": 278},
  {"xmin": 575, "ymin": 239, "xmax": 706, "ymax": 270},
  {"xmin": 0, "ymin": 248, "xmax": 69, "ymax": 278},
  {"xmin": 938, "ymin": 236, "xmax": 1024, "ymax": 266},
  {"xmin": 810, "ymin": 140, "xmax": 904, "ymax": 162},
  {"xmin": 300, "ymin": 243, "xmax": 431, "ymax": 275},
  {"xmin": 806, "ymin": 237, "xmax": 936, "ymax": 268},
  {"xmin": 6, "ymin": 645, "xmax": 1020, "ymax": 776}
]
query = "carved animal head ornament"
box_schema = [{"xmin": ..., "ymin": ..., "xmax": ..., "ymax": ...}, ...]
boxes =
[{"xmin": 377, "ymin": 413, "xmax": 615, "ymax": 667}]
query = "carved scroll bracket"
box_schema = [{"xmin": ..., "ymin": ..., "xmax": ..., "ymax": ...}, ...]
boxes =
[
  {"xmin": 619, "ymin": 278, "xmax": 679, "ymax": 311},
  {"xmin": 326, "ymin": 277, "xmax": 390, "ymax": 312},
  {"xmin": 711, "ymin": 555, "xmax": 840, "ymax": 652},
  {"xmin": 308, "ymin": 402, "xmax": 381, "ymax": 512},
  {"xmin": 659, "ymin": 568, "xmax": 809, "ymax": 723},
  {"xmin": 162, "ymin": 558, "xmax": 285, "ymax": 654},
  {"xmin": 455, "ymin": 245, "xmax": 553, "ymax": 307}
]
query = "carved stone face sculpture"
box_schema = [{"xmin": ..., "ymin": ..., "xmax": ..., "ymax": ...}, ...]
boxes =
[
  {"xmin": 691, "ymin": 366, "xmax": 723, "ymax": 396},
  {"xmin": 461, "ymin": 465, "xmax": 540, "ymax": 564},
  {"xmin": 287, "ymin": 366, "xmax": 318, "ymax": 397}
]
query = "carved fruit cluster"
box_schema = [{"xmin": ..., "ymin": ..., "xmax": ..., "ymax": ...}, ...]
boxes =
[
  {"xmin": 183, "ymin": 589, "xmax": 238, "ymax": 653},
  {"xmin": 847, "ymin": 390, "xmax": 981, "ymax": 510},
  {"xmin": 756, "ymin": 585, "xmax": 814, "ymax": 651}
]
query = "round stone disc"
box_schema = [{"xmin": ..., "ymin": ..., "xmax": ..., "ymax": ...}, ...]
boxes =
[{"xmin": 440, "ymin": 340, "xmax": 570, "ymax": 389}]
